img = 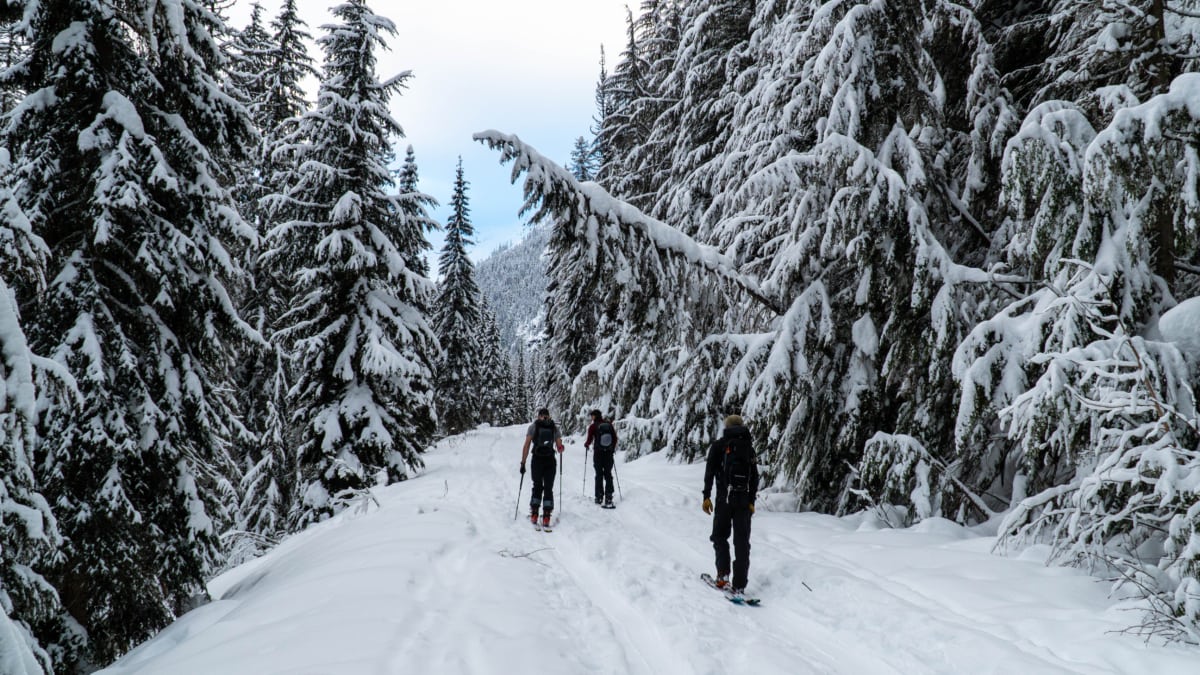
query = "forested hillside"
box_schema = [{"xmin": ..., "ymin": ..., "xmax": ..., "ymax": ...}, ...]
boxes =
[
  {"xmin": 481, "ymin": 0, "xmax": 1200, "ymax": 641},
  {"xmin": 475, "ymin": 223, "xmax": 551, "ymax": 354}
]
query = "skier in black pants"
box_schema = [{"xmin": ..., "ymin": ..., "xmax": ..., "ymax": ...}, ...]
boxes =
[
  {"xmin": 702, "ymin": 414, "xmax": 758, "ymax": 595},
  {"xmin": 520, "ymin": 408, "xmax": 564, "ymax": 528},
  {"xmin": 584, "ymin": 409, "xmax": 617, "ymax": 507}
]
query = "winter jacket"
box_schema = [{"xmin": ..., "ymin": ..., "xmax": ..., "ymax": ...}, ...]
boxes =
[{"xmin": 703, "ymin": 425, "xmax": 758, "ymax": 503}]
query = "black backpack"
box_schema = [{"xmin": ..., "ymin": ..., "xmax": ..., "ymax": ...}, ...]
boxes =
[
  {"xmin": 722, "ymin": 435, "xmax": 756, "ymax": 493},
  {"xmin": 532, "ymin": 419, "xmax": 557, "ymax": 457},
  {"xmin": 595, "ymin": 421, "xmax": 616, "ymax": 452}
]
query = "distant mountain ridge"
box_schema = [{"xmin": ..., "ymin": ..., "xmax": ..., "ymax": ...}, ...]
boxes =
[{"xmin": 476, "ymin": 223, "xmax": 550, "ymax": 353}]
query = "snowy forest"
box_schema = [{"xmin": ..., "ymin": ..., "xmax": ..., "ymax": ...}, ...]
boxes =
[
  {"xmin": 3, "ymin": 0, "xmax": 1200, "ymax": 673},
  {"xmin": 486, "ymin": 0, "xmax": 1200, "ymax": 649},
  {"xmin": 0, "ymin": 0, "xmax": 522, "ymax": 672}
]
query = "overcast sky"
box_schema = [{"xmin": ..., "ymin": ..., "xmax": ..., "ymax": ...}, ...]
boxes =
[{"xmin": 229, "ymin": 0, "xmax": 630, "ymax": 262}]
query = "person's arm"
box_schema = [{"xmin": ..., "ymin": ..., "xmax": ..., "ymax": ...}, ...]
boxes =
[
  {"xmin": 555, "ymin": 425, "xmax": 565, "ymax": 453},
  {"xmin": 750, "ymin": 454, "xmax": 759, "ymax": 503},
  {"xmin": 521, "ymin": 436, "xmax": 532, "ymax": 466},
  {"xmin": 702, "ymin": 442, "xmax": 719, "ymax": 500}
]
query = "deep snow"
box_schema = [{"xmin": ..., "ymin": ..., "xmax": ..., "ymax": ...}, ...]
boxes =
[{"xmin": 99, "ymin": 425, "xmax": 1197, "ymax": 674}]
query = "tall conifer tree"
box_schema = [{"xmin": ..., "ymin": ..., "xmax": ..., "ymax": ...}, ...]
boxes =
[
  {"xmin": 264, "ymin": 0, "xmax": 436, "ymax": 529},
  {"xmin": 2, "ymin": 0, "xmax": 257, "ymax": 665},
  {"xmin": 434, "ymin": 159, "xmax": 483, "ymax": 435},
  {"xmin": 0, "ymin": 149, "xmax": 62, "ymax": 675}
]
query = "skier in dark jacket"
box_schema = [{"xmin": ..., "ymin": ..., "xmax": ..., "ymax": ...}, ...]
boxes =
[
  {"xmin": 521, "ymin": 408, "xmax": 564, "ymax": 528},
  {"xmin": 584, "ymin": 409, "xmax": 618, "ymax": 507},
  {"xmin": 702, "ymin": 414, "xmax": 758, "ymax": 594}
]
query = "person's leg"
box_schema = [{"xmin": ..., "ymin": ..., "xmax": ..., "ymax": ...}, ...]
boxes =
[
  {"xmin": 710, "ymin": 499, "xmax": 732, "ymax": 580},
  {"xmin": 530, "ymin": 456, "xmax": 546, "ymax": 513},
  {"xmin": 541, "ymin": 456, "xmax": 556, "ymax": 514},
  {"xmin": 599, "ymin": 453, "xmax": 614, "ymax": 502},
  {"xmin": 731, "ymin": 494, "xmax": 753, "ymax": 590},
  {"xmin": 593, "ymin": 457, "xmax": 604, "ymax": 502}
]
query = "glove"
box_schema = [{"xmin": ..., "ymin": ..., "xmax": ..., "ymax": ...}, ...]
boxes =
[
  {"xmin": 749, "ymin": 503, "xmax": 755, "ymax": 514},
  {"xmin": 702, "ymin": 498, "xmax": 713, "ymax": 515},
  {"xmin": 519, "ymin": 463, "xmax": 526, "ymax": 475}
]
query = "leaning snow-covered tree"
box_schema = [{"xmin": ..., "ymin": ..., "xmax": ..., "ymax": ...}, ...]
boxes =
[
  {"xmin": 263, "ymin": 0, "xmax": 437, "ymax": 530},
  {"xmin": 2, "ymin": 0, "xmax": 258, "ymax": 666}
]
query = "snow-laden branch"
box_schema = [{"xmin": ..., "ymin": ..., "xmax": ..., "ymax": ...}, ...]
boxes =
[{"xmin": 473, "ymin": 130, "xmax": 784, "ymax": 315}]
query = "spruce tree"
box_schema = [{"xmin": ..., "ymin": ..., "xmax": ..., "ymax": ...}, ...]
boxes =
[
  {"xmin": 264, "ymin": 0, "xmax": 436, "ymax": 529},
  {"xmin": 226, "ymin": 2, "xmax": 274, "ymax": 225},
  {"xmin": 2, "ymin": 0, "xmax": 257, "ymax": 665},
  {"xmin": 393, "ymin": 145, "xmax": 438, "ymax": 281},
  {"xmin": 0, "ymin": 149, "xmax": 61, "ymax": 675},
  {"xmin": 227, "ymin": 2, "xmax": 274, "ymax": 130},
  {"xmin": 263, "ymin": 0, "xmax": 317, "ymax": 129},
  {"xmin": 567, "ymin": 136, "xmax": 597, "ymax": 182},
  {"xmin": 434, "ymin": 159, "xmax": 483, "ymax": 435},
  {"xmin": 234, "ymin": 0, "xmax": 320, "ymax": 544},
  {"xmin": 476, "ymin": 305, "xmax": 515, "ymax": 426},
  {"xmin": 513, "ymin": 343, "xmax": 531, "ymax": 423}
]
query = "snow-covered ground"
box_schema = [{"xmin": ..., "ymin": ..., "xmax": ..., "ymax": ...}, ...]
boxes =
[{"xmin": 100, "ymin": 425, "xmax": 1197, "ymax": 674}]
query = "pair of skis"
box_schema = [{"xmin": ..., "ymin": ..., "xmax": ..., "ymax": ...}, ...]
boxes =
[{"xmin": 700, "ymin": 573, "xmax": 761, "ymax": 606}]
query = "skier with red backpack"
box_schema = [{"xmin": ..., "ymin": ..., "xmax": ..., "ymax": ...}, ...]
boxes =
[
  {"xmin": 520, "ymin": 408, "xmax": 564, "ymax": 529},
  {"xmin": 584, "ymin": 409, "xmax": 617, "ymax": 508},
  {"xmin": 702, "ymin": 414, "xmax": 759, "ymax": 596}
]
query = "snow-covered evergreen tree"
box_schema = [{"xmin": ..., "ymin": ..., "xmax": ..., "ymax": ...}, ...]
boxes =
[
  {"xmin": 956, "ymin": 74, "xmax": 1200, "ymax": 637},
  {"xmin": 2, "ymin": 0, "xmax": 257, "ymax": 665},
  {"xmin": 393, "ymin": 146, "xmax": 438, "ymax": 280},
  {"xmin": 263, "ymin": 0, "xmax": 317, "ymax": 130},
  {"xmin": 0, "ymin": 148, "xmax": 63, "ymax": 675},
  {"xmin": 434, "ymin": 159, "xmax": 483, "ymax": 435},
  {"xmin": 476, "ymin": 305, "xmax": 515, "ymax": 426},
  {"xmin": 513, "ymin": 343, "xmax": 532, "ymax": 423},
  {"xmin": 227, "ymin": 2, "xmax": 273, "ymax": 130},
  {"xmin": 589, "ymin": 47, "xmax": 613, "ymax": 179},
  {"xmin": 234, "ymin": 0, "xmax": 322, "ymax": 544},
  {"xmin": 566, "ymin": 136, "xmax": 597, "ymax": 182},
  {"xmin": 263, "ymin": 0, "xmax": 436, "ymax": 530},
  {"xmin": 225, "ymin": 2, "xmax": 273, "ymax": 225}
]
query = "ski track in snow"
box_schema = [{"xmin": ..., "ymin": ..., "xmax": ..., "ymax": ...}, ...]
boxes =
[{"xmin": 99, "ymin": 426, "xmax": 1198, "ymax": 675}]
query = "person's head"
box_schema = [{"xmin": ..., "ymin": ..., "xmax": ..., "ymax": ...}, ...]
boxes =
[
  {"xmin": 724, "ymin": 414, "xmax": 744, "ymax": 428},
  {"xmin": 537, "ymin": 407, "xmax": 550, "ymax": 420},
  {"xmin": 590, "ymin": 409, "xmax": 602, "ymax": 422}
]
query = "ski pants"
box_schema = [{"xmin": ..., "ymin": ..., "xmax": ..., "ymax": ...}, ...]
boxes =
[
  {"xmin": 593, "ymin": 449, "xmax": 614, "ymax": 502},
  {"xmin": 529, "ymin": 453, "xmax": 556, "ymax": 513},
  {"xmin": 711, "ymin": 490, "xmax": 753, "ymax": 589}
]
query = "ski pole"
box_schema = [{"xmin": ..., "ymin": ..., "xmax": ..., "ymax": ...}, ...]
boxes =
[
  {"xmin": 613, "ymin": 455, "xmax": 622, "ymax": 500},
  {"xmin": 582, "ymin": 447, "xmax": 589, "ymax": 497},
  {"xmin": 558, "ymin": 450, "xmax": 564, "ymax": 524},
  {"xmin": 513, "ymin": 470, "xmax": 525, "ymax": 521}
]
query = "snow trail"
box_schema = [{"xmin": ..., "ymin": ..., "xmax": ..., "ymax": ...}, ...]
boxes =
[{"xmin": 100, "ymin": 425, "xmax": 1197, "ymax": 675}]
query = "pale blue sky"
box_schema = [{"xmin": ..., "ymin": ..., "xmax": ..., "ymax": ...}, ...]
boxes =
[{"xmin": 230, "ymin": 0, "xmax": 630, "ymax": 262}]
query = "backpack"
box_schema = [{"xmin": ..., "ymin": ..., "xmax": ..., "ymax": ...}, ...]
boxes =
[
  {"xmin": 595, "ymin": 421, "xmax": 616, "ymax": 452},
  {"xmin": 532, "ymin": 419, "xmax": 557, "ymax": 457},
  {"xmin": 722, "ymin": 434, "xmax": 756, "ymax": 493}
]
